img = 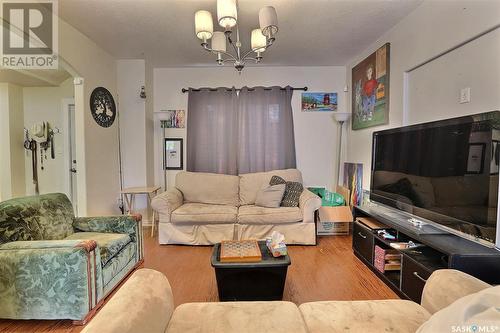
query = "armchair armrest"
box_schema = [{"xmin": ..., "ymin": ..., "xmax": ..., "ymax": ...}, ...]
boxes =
[
  {"xmin": 0, "ymin": 239, "xmax": 96, "ymax": 251},
  {"xmin": 421, "ymin": 269, "xmax": 491, "ymax": 314},
  {"xmin": 73, "ymin": 215, "xmax": 143, "ymax": 262},
  {"xmin": 81, "ymin": 269, "xmax": 174, "ymax": 333},
  {"xmin": 0, "ymin": 240, "xmax": 102, "ymax": 321},
  {"xmin": 299, "ymin": 189, "xmax": 321, "ymax": 223},
  {"xmin": 151, "ymin": 188, "xmax": 184, "ymax": 223},
  {"xmin": 73, "ymin": 215, "xmax": 140, "ymax": 240}
]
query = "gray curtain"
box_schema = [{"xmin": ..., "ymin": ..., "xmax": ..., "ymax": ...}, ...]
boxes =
[
  {"xmin": 237, "ymin": 86, "xmax": 296, "ymax": 174},
  {"xmin": 187, "ymin": 88, "xmax": 239, "ymax": 175},
  {"xmin": 187, "ymin": 86, "xmax": 296, "ymax": 175}
]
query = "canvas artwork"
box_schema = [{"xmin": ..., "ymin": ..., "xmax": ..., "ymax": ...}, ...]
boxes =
[
  {"xmin": 301, "ymin": 92, "xmax": 338, "ymax": 112},
  {"xmin": 161, "ymin": 110, "xmax": 186, "ymax": 128},
  {"xmin": 343, "ymin": 163, "xmax": 363, "ymax": 207},
  {"xmin": 352, "ymin": 43, "xmax": 390, "ymax": 130}
]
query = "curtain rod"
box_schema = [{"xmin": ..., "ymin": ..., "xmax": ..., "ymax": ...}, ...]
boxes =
[{"xmin": 181, "ymin": 86, "xmax": 308, "ymax": 93}]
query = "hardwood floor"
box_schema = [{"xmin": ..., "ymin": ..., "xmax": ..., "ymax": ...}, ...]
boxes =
[{"xmin": 0, "ymin": 229, "xmax": 398, "ymax": 332}]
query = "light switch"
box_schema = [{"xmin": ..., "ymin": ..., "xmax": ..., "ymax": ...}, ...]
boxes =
[{"xmin": 459, "ymin": 87, "xmax": 471, "ymax": 104}]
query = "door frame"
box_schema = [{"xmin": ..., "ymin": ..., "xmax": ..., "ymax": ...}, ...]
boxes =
[{"xmin": 61, "ymin": 97, "xmax": 77, "ymax": 214}]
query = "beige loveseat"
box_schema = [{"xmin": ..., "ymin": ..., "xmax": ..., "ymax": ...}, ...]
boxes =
[
  {"xmin": 151, "ymin": 169, "xmax": 321, "ymax": 245},
  {"xmin": 82, "ymin": 268, "xmax": 499, "ymax": 333}
]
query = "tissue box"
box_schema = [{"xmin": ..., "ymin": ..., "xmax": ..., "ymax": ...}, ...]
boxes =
[{"xmin": 266, "ymin": 238, "xmax": 287, "ymax": 257}]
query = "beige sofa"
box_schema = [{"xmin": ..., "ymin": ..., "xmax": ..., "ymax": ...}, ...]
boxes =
[
  {"xmin": 81, "ymin": 268, "xmax": 499, "ymax": 333},
  {"xmin": 151, "ymin": 169, "xmax": 321, "ymax": 245}
]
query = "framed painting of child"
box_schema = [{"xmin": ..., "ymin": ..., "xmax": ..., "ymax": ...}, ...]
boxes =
[{"xmin": 351, "ymin": 43, "xmax": 390, "ymax": 130}]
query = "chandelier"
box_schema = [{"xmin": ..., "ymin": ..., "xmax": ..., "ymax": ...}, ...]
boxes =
[{"xmin": 194, "ymin": 0, "xmax": 278, "ymax": 73}]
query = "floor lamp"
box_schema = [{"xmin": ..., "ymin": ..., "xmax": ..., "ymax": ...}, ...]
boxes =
[{"xmin": 333, "ymin": 112, "xmax": 351, "ymax": 190}]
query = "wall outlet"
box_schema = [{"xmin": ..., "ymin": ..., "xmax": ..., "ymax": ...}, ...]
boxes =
[{"xmin": 459, "ymin": 87, "xmax": 471, "ymax": 104}]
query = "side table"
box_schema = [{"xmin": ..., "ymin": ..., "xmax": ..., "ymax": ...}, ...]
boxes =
[{"xmin": 121, "ymin": 186, "xmax": 161, "ymax": 237}]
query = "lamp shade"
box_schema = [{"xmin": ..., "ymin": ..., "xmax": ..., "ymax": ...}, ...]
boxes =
[
  {"xmin": 251, "ymin": 29, "xmax": 267, "ymax": 52},
  {"xmin": 217, "ymin": 0, "xmax": 237, "ymax": 29},
  {"xmin": 259, "ymin": 6, "xmax": 278, "ymax": 38},
  {"xmin": 211, "ymin": 31, "xmax": 226, "ymax": 52},
  {"xmin": 195, "ymin": 10, "xmax": 213, "ymax": 40},
  {"xmin": 333, "ymin": 112, "xmax": 351, "ymax": 123}
]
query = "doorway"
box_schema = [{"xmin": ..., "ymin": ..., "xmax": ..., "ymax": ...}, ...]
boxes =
[{"xmin": 62, "ymin": 98, "xmax": 78, "ymax": 214}]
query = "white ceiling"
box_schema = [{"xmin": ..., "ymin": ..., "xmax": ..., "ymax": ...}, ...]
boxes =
[{"xmin": 59, "ymin": 0, "xmax": 422, "ymax": 67}]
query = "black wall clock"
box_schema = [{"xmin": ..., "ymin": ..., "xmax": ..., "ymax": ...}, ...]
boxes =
[{"xmin": 90, "ymin": 87, "xmax": 116, "ymax": 128}]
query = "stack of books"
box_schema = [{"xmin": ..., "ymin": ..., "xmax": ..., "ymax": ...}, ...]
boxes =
[{"xmin": 374, "ymin": 245, "xmax": 401, "ymax": 273}]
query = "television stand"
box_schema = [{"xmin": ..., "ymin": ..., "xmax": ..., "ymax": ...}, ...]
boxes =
[
  {"xmin": 365, "ymin": 203, "xmax": 447, "ymax": 235},
  {"xmin": 352, "ymin": 204, "xmax": 500, "ymax": 303}
]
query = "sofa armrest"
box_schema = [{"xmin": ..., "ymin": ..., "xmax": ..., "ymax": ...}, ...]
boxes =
[
  {"xmin": 151, "ymin": 188, "xmax": 184, "ymax": 223},
  {"xmin": 0, "ymin": 240, "xmax": 101, "ymax": 321},
  {"xmin": 299, "ymin": 189, "xmax": 321, "ymax": 223},
  {"xmin": 73, "ymin": 215, "xmax": 143, "ymax": 261},
  {"xmin": 421, "ymin": 269, "xmax": 491, "ymax": 314},
  {"xmin": 81, "ymin": 269, "xmax": 174, "ymax": 333}
]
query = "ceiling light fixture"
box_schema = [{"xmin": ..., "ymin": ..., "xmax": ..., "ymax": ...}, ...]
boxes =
[{"xmin": 194, "ymin": 0, "xmax": 278, "ymax": 73}]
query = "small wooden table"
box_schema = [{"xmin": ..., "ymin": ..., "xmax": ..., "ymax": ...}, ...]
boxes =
[{"xmin": 121, "ymin": 186, "xmax": 161, "ymax": 237}]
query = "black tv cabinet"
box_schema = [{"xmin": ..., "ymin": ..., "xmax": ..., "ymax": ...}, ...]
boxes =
[{"xmin": 353, "ymin": 204, "xmax": 500, "ymax": 303}]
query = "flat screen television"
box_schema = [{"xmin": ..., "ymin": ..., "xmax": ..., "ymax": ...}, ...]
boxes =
[{"xmin": 370, "ymin": 111, "xmax": 500, "ymax": 248}]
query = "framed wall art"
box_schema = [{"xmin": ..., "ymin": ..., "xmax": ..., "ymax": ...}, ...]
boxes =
[
  {"xmin": 161, "ymin": 110, "xmax": 186, "ymax": 128},
  {"xmin": 301, "ymin": 92, "xmax": 338, "ymax": 112},
  {"xmin": 164, "ymin": 138, "xmax": 183, "ymax": 170},
  {"xmin": 352, "ymin": 43, "xmax": 390, "ymax": 130}
]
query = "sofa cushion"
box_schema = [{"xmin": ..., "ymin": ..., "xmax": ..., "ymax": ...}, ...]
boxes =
[
  {"xmin": 65, "ymin": 232, "xmax": 131, "ymax": 266},
  {"xmin": 167, "ymin": 301, "xmax": 307, "ymax": 333},
  {"xmin": 238, "ymin": 205, "xmax": 302, "ymax": 224},
  {"xmin": 269, "ymin": 175, "xmax": 304, "ymax": 207},
  {"xmin": 417, "ymin": 286, "xmax": 500, "ymax": 333},
  {"xmin": 171, "ymin": 203, "xmax": 237, "ymax": 224},
  {"xmin": 239, "ymin": 169, "xmax": 303, "ymax": 206},
  {"xmin": 299, "ymin": 300, "xmax": 430, "ymax": 333},
  {"xmin": 0, "ymin": 193, "xmax": 74, "ymax": 243},
  {"xmin": 176, "ymin": 171, "xmax": 240, "ymax": 206},
  {"xmin": 255, "ymin": 184, "xmax": 286, "ymax": 208}
]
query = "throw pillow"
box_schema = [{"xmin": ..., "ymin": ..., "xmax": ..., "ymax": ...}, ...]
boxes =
[
  {"xmin": 269, "ymin": 175, "xmax": 304, "ymax": 207},
  {"xmin": 255, "ymin": 184, "xmax": 286, "ymax": 208}
]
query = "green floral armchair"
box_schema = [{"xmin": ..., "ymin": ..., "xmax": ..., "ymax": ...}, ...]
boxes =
[{"xmin": 0, "ymin": 193, "xmax": 143, "ymax": 323}]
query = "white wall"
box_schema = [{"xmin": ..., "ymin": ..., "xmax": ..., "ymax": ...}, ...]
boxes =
[
  {"xmin": 345, "ymin": 0, "xmax": 500, "ymax": 189},
  {"xmin": 407, "ymin": 27, "xmax": 500, "ymax": 125},
  {"xmin": 0, "ymin": 83, "xmax": 25, "ymax": 200},
  {"xmin": 0, "ymin": 84, "xmax": 8, "ymax": 201},
  {"xmin": 153, "ymin": 66, "xmax": 347, "ymax": 192},
  {"xmin": 23, "ymin": 78, "xmax": 74, "ymax": 196},
  {"xmin": 117, "ymin": 59, "xmax": 152, "ymax": 220},
  {"xmin": 58, "ymin": 19, "xmax": 119, "ymax": 215}
]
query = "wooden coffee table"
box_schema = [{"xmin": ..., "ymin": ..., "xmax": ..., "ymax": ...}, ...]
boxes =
[{"xmin": 211, "ymin": 240, "xmax": 291, "ymax": 301}]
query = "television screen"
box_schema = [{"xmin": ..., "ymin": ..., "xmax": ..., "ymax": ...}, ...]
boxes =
[{"xmin": 371, "ymin": 111, "xmax": 499, "ymax": 245}]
